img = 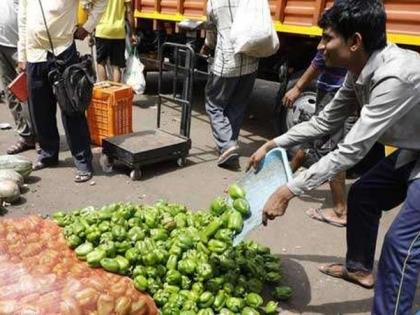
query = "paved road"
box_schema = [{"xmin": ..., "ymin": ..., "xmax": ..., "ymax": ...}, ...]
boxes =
[{"xmin": 1, "ymin": 48, "xmax": 417, "ymax": 314}]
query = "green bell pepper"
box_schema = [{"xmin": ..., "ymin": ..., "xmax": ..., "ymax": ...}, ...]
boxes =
[
  {"xmin": 213, "ymin": 290, "xmax": 227, "ymax": 311},
  {"xmin": 192, "ymin": 282, "xmax": 204, "ymax": 295},
  {"xmin": 223, "ymin": 282, "xmax": 234, "ymax": 295},
  {"xmin": 143, "ymin": 251, "xmax": 159, "ymax": 266},
  {"xmin": 199, "ymin": 218, "xmax": 223, "ymax": 243},
  {"xmin": 133, "ymin": 265, "xmax": 147, "ymax": 277},
  {"xmin": 86, "ymin": 248, "xmax": 106, "ymax": 267},
  {"xmin": 241, "ymin": 307, "xmax": 260, "ymax": 315},
  {"xmin": 232, "ymin": 198, "xmax": 251, "ymax": 218},
  {"xmin": 215, "ymin": 229, "xmax": 234, "ymax": 243},
  {"xmin": 263, "ymin": 301, "xmax": 278, "ymax": 314},
  {"xmin": 210, "ymin": 196, "xmax": 228, "ymax": 216},
  {"xmin": 227, "ymin": 183, "xmax": 246, "ymax": 199},
  {"xmin": 196, "ymin": 263, "xmax": 213, "ymax": 281},
  {"xmin": 245, "ymin": 293, "xmax": 263, "ymax": 308},
  {"xmin": 128, "ymin": 226, "xmax": 145, "ymax": 241},
  {"xmin": 125, "ymin": 247, "xmax": 139, "ymax": 263},
  {"xmin": 114, "ymin": 255, "xmax": 130, "ymax": 274},
  {"xmin": 100, "ymin": 257, "xmax": 120, "ymax": 273},
  {"xmin": 227, "ymin": 211, "xmax": 243, "ymax": 233},
  {"xmin": 246, "ymin": 278, "xmax": 263, "ymax": 294},
  {"xmin": 100, "ymin": 231, "xmax": 114, "ymax": 243},
  {"xmin": 208, "ymin": 239, "xmax": 228, "ymax": 254},
  {"xmin": 219, "ymin": 309, "xmax": 235, "ymax": 315},
  {"xmin": 226, "ymin": 297, "xmax": 245, "ymax": 313},
  {"xmin": 154, "ymin": 289, "xmax": 170, "ymax": 306},
  {"xmin": 178, "ymin": 259, "xmax": 197, "ymax": 275},
  {"xmin": 67, "ymin": 235, "xmax": 81, "ymax": 249},
  {"xmin": 197, "ymin": 291, "xmax": 215, "ymax": 308},
  {"xmin": 166, "ymin": 269, "xmax": 182, "ymax": 285},
  {"xmin": 133, "ymin": 275, "xmax": 148, "ymax": 291},
  {"xmin": 75, "ymin": 242, "xmax": 94, "ymax": 259},
  {"xmin": 197, "ymin": 309, "xmax": 214, "ymax": 315},
  {"xmin": 112, "ymin": 225, "xmax": 127, "ymax": 241},
  {"xmin": 265, "ymin": 271, "xmax": 282, "ymax": 283},
  {"xmin": 273, "ymin": 286, "xmax": 293, "ymax": 301},
  {"xmin": 181, "ymin": 275, "xmax": 192, "ymax": 290},
  {"xmin": 98, "ymin": 221, "xmax": 111, "ymax": 232},
  {"xmin": 167, "ymin": 254, "xmax": 178, "ymax": 270},
  {"xmin": 150, "ymin": 228, "xmax": 169, "ymax": 241}
]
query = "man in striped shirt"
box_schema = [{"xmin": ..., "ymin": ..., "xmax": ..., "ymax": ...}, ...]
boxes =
[{"xmin": 201, "ymin": 0, "xmax": 259, "ymax": 167}]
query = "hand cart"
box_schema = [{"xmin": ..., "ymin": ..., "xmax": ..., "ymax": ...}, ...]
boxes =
[{"xmin": 101, "ymin": 42, "xmax": 195, "ymax": 180}]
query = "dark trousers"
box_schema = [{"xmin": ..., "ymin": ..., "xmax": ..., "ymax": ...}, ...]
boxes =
[
  {"xmin": 27, "ymin": 43, "xmax": 92, "ymax": 172},
  {"xmin": 345, "ymin": 151, "xmax": 420, "ymax": 314},
  {"xmin": 205, "ymin": 72, "xmax": 257, "ymax": 153}
]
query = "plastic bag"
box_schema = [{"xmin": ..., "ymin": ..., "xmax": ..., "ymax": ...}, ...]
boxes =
[
  {"xmin": 230, "ymin": 0, "xmax": 279, "ymax": 58},
  {"xmin": 0, "ymin": 216, "xmax": 157, "ymax": 315},
  {"xmin": 123, "ymin": 48, "xmax": 146, "ymax": 95}
]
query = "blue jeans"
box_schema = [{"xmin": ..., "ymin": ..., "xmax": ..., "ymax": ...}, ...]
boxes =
[{"xmin": 345, "ymin": 151, "xmax": 420, "ymax": 314}]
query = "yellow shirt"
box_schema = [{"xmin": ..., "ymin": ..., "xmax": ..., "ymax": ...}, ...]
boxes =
[{"xmin": 95, "ymin": 0, "xmax": 131, "ymax": 39}]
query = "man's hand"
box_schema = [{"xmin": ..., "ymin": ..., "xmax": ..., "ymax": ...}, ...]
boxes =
[
  {"xmin": 200, "ymin": 44, "xmax": 211, "ymax": 57},
  {"xmin": 17, "ymin": 62, "xmax": 26, "ymax": 73},
  {"xmin": 262, "ymin": 185, "xmax": 295, "ymax": 225},
  {"xmin": 74, "ymin": 27, "xmax": 89, "ymax": 40},
  {"xmin": 130, "ymin": 34, "xmax": 138, "ymax": 47},
  {"xmin": 282, "ymin": 85, "xmax": 301, "ymax": 108},
  {"xmin": 246, "ymin": 145, "xmax": 269, "ymax": 172}
]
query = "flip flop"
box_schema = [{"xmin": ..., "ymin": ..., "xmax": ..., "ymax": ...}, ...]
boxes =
[
  {"xmin": 306, "ymin": 207, "xmax": 346, "ymax": 227},
  {"xmin": 7, "ymin": 140, "xmax": 36, "ymax": 155},
  {"xmin": 74, "ymin": 171, "xmax": 93, "ymax": 183},
  {"xmin": 318, "ymin": 263, "xmax": 374, "ymax": 289}
]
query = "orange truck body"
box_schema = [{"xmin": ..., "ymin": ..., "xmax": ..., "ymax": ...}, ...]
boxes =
[{"xmin": 134, "ymin": 0, "xmax": 420, "ymax": 47}]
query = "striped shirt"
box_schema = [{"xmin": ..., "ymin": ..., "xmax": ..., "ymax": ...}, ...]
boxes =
[
  {"xmin": 312, "ymin": 51, "xmax": 347, "ymax": 92},
  {"xmin": 205, "ymin": 0, "xmax": 259, "ymax": 78}
]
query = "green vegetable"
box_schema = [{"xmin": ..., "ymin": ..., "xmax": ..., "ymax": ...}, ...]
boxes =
[
  {"xmin": 167, "ymin": 254, "xmax": 178, "ymax": 270},
  {"xmin": 265, "ymin": 271, "xmax": 282, "ymax": 283},
  {"xmin": 197, "ymin": 308, "xmax": 214, "ymax": 315},
  {"xmin": 133, "ymin": 275, "xmax": 149, "ymax": 291},
  {"xmin": 86, "ymin": 249, "xmax": 106, "ymax": 267},
  {"xmin": 213, "ymin": 290, "xmax": 227, "ymax": 311},
  {"xmin": 178, "ymin": 259, "xmax": 197, "ymax": 275},
  {"xmin": 125, "ymin": 247, "xmax": 139, "ymax": 263},
  {"xmin": 128, "ymin": 226, "xmax": 145, "ymax": 241},
  {"xmin": 210, "ymin": 197, "xmax": 228, "ymax": 216},
  {"xmin": 226, "ymin": 297, "xmax": 245, "ymax": 312},
  {"xmin": 75, "ymin": 242, "xmax": 94, "ymax": 259},
  {"xmin": 196, "ymin": 263, "xmax": 213, "ymax": 281},
  {"xmin": 241, "ymin": 307, "xmax": 260, "ymax": 315},
  {"xmin": 154, "ymin": 289, "xmax": 170, "ymax": 306},
  {"xmin": 67, "ymin": 235, "xmax": 82, "ymax": 248},
  {"xmin": 228, "ymin": 183, "xmax": 245, "ymax": 199},
  {"xmin": 100, "ymin": 258, "xmax": 120, "ymax": 273},
  {"xmin": 112, "ymin": 225, "xmax": 127, "ymax": 241},
  {"xmin": 150, "ymin": 228, "xmax": 169, "ymax": 241},
  {"xmin": 219, "ymin": 309, "xmax": 235, "ymax": 315},
  {"xmin": 227, "ymin": 210, "xmax": 244, "ymax": 233},
  {"xmin": 166, "ymin": 270, "xmax": 182, "ymax": 285},
  {"xmin": 273, "ymin": 286, "xmax": 293, "ymax": 301},
  {"xmin": 198, "ymin": 291, "xmax": 215, "ymax": 308},
  {"xmin": 114, "ymin": 255, "xmax": 130, "ymax": 274},
  {"xmin": 215, "ymin": 229, "xmax": 234, "ymax": 243},
  {"xmin": 233, "ymin": 198, "xmax": 251, "ymax": 218},
  {"xmin": 199, "ymin": 218, "xmax": 223, "ymax": 243},
  {"xmin": 208, "ymin": 239, "xmax": 228, "ymax": 254},
  {"xmin": 263, "ymin": 301, "xmax": 278, "ymax": 314},
  {"xmin": 245, "ymin": 293, "xmax": 263, "ymax": 308}
]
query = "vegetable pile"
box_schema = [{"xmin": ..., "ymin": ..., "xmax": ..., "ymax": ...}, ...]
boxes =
[{"xmin": 53, "ymin": 184, "xmax": 292, "ymax": 314}]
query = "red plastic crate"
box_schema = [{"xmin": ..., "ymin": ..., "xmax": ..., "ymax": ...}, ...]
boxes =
[{"xmin": 87, "ymin": 81, "xmax": 133, "ymax": 145}]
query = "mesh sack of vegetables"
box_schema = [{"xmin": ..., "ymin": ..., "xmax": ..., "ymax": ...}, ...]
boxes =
[{"xmin": 0, "ymin": 216, "xmax": 158, "ymax": 315}]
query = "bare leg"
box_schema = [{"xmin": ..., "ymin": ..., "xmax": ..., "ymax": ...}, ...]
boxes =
[
  {"xmin": 112, "ymin": 66, "xmax": 122, "ymax": 83},
  {"xmin": 306, "ymin": 171, "xmax": 347, "ymax": 226},
  {"xmin": 290, "ymin": 149, "xmax": 306, "ymax": 172},
  {"xmin": 97, "ymin": 63, "xmax": 107, "ymax": 82}
]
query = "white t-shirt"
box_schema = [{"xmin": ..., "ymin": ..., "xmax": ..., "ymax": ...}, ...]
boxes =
[{"xmin": 0, "ymin": 0, "xmax": 19, "ymax": 48}]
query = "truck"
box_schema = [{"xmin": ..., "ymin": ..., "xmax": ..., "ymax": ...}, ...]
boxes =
[{"xmin": 132, "ymin": 0, "xmax": 420, "ymax": 133}]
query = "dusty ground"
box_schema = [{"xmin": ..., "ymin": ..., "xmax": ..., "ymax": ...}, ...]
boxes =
[{"xmin": 1, "ymin": 52, "xmax": 418, "ymax": 314}]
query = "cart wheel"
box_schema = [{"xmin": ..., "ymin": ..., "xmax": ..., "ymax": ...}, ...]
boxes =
[
  {"xmin": 177, "ymin": 157, "xmax": 187, "ymax": 167},
  {"xmin": 130, "ymin": 168, "xmax": 142, "ymax": 181},
  {"xmin": 100, "ymin": 154, "xmax": 113, "ymax": 173}
]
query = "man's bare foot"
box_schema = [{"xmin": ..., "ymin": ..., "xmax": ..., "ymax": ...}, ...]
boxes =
[
  {"xmin": 306, "ymin": 207, "xmax": 347, "ymax": 227},
  {"xmin": 318, "ymin": 263, "xmax": 374, "ymax": 289}
]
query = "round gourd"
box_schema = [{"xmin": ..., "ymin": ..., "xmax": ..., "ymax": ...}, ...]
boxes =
[
  {"xmin": 0, "ymin": 155, "xmax": 32, "ymax": 178},
  {"xmin": 0, "ymin": 169, "xmax": 24, "ymax": 187},
  {"xmin": 0, "ymin": 179, "xmax": 20, "ymax": 203}
]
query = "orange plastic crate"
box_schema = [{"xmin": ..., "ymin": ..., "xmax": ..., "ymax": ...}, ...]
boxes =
[{"xmin": 87, "ymin": 81, "xmax": 133, "ymax": 145}]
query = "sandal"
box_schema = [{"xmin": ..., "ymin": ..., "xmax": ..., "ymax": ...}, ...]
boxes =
[
  {"xmin": 74, "ymin": 170, "xmax": 93, "ymax": 183},
  {"xmin": 306, "ymin": 208, "xmax": 346, "ymax": 227},
  {"xmin": 7, "ymin": 139, "xmax": 36, "ymax": 155},
  {"xmin": 318, "ymin": 263, "xmax": 375, "ymax": 289}
]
